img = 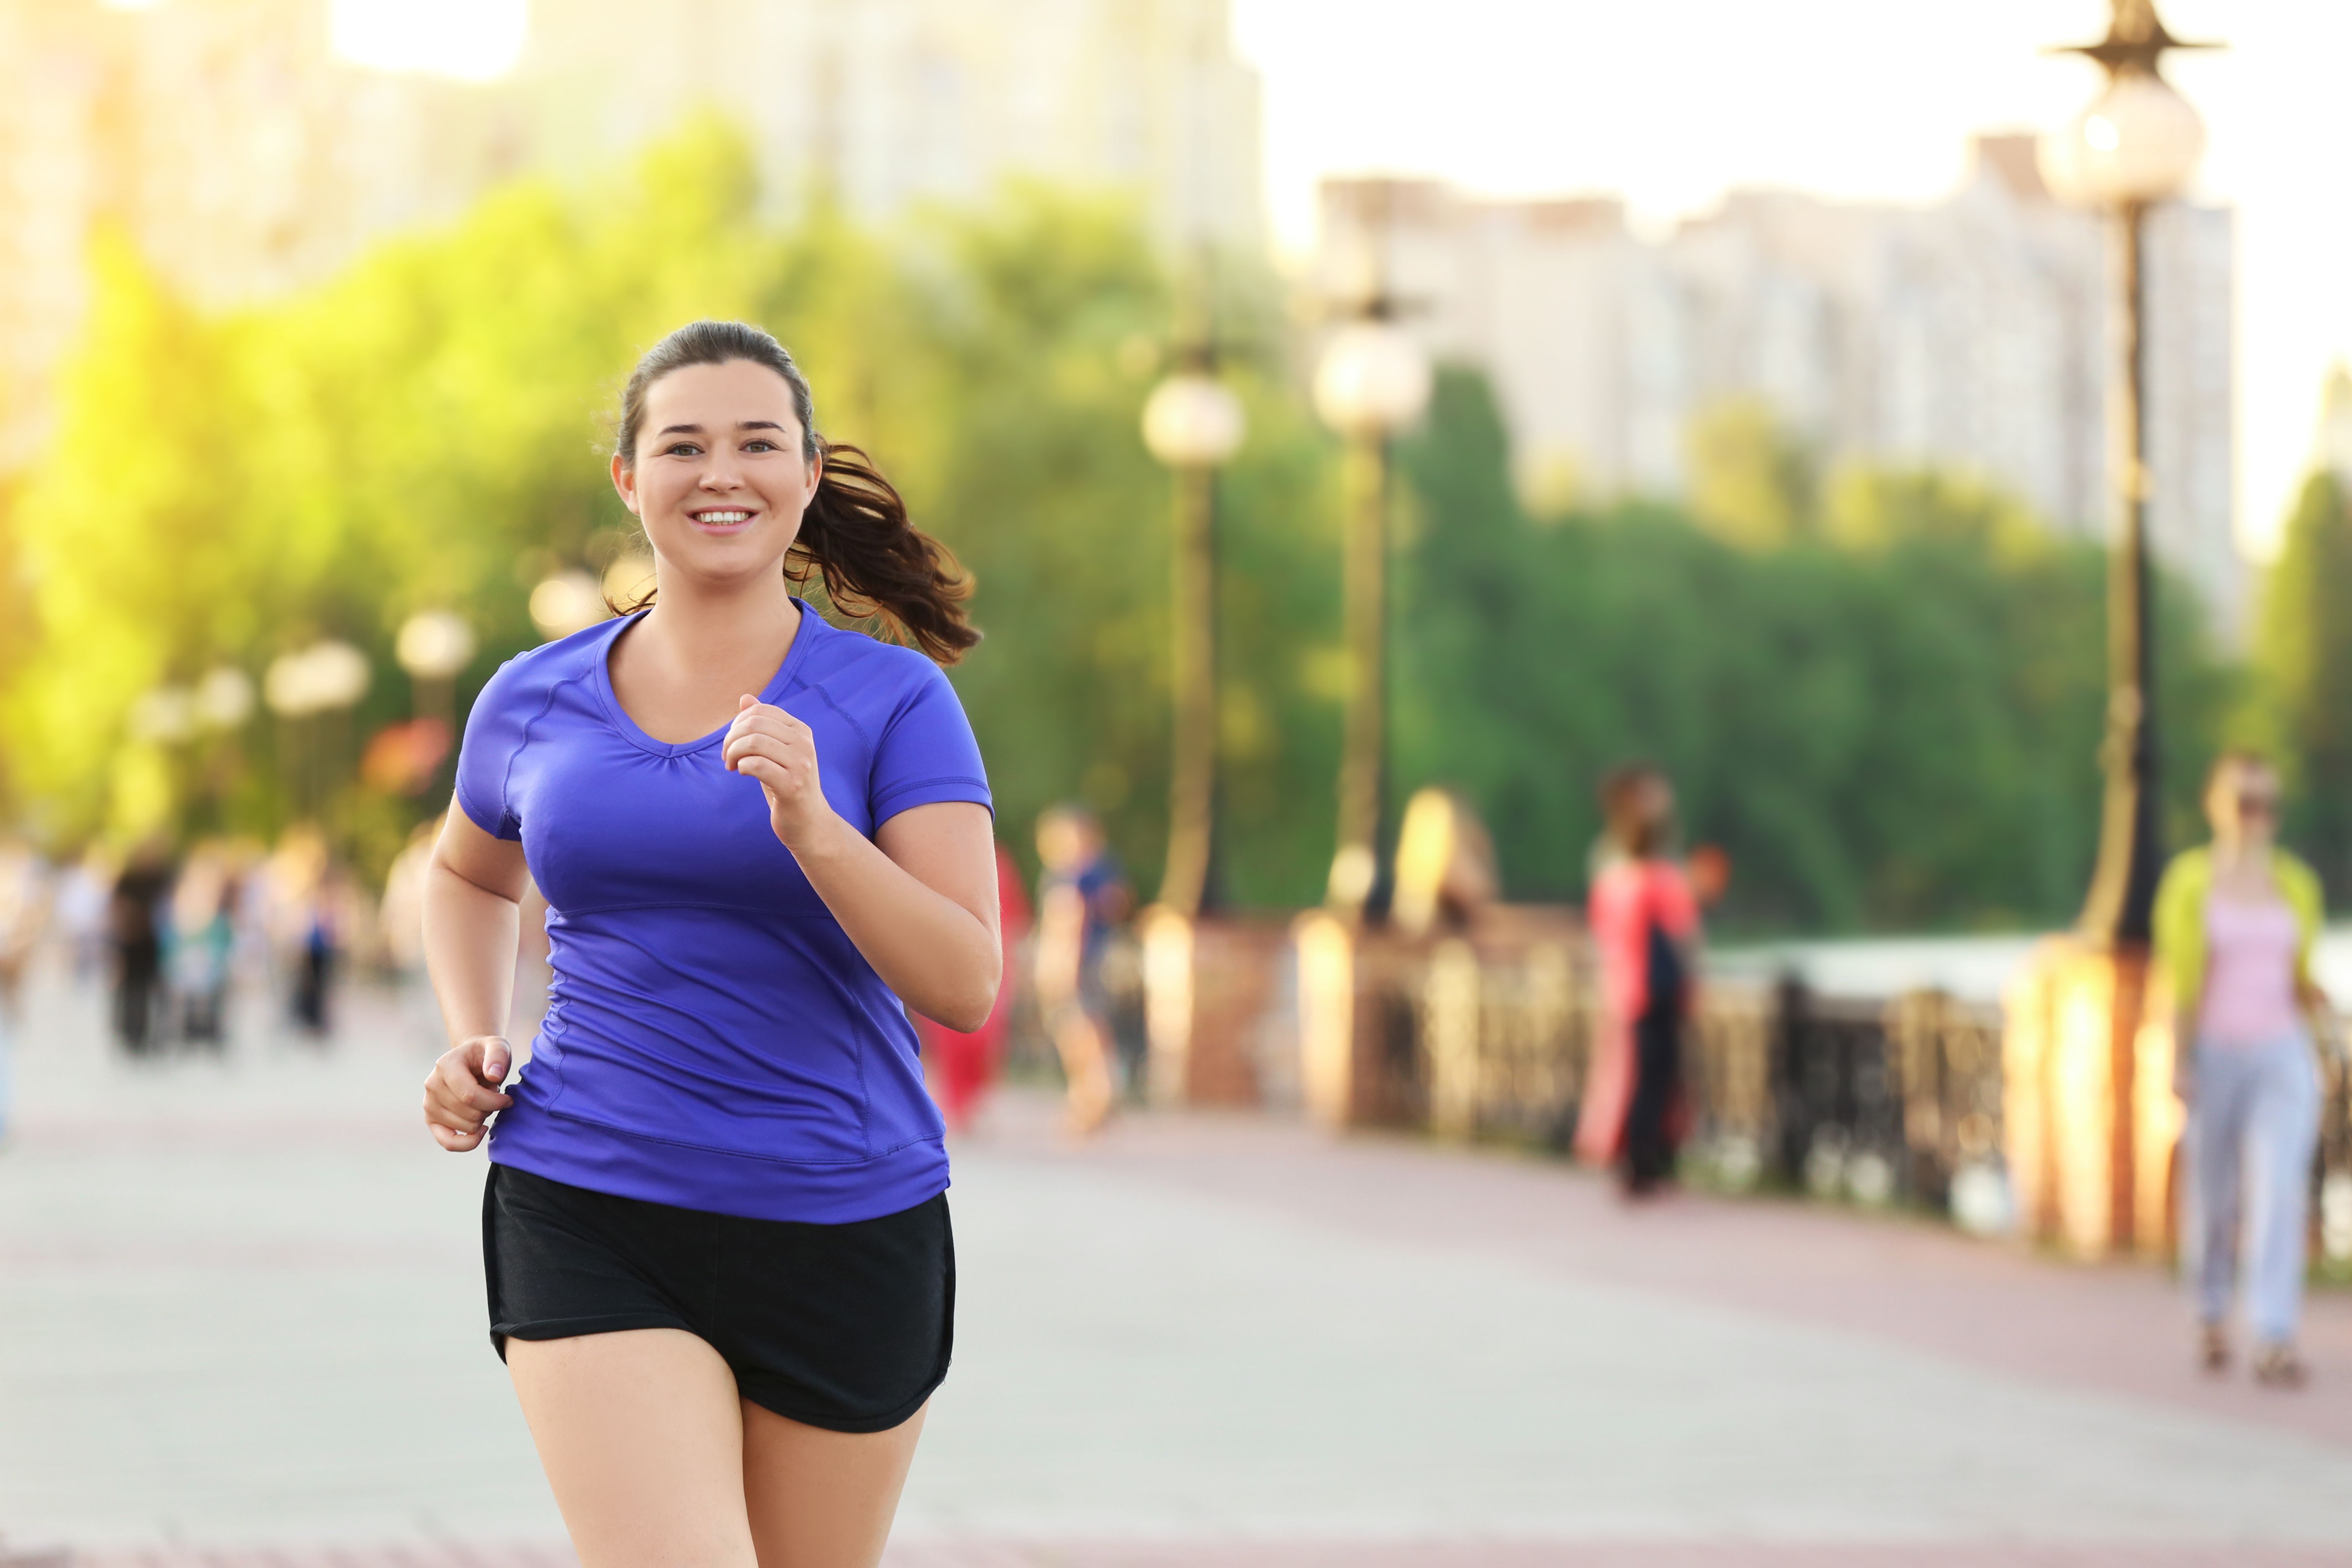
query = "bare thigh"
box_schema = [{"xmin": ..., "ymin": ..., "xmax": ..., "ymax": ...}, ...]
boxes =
[
  {"xmin": 506, "ymin": 1328, "xmax": 756, "ymax": 1568},
  {"xmin": 741, "ymin": 1398, "xmax": 928, "ymax": 1568}
]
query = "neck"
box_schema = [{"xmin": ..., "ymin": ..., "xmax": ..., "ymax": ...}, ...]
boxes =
[
  {"xmin": 636, "ymin": 565, "xmax": 800, "ymax": 670},
  {"xmin": 2212, "ymin": 835, "xmax": 2269, "ymax": 870}
]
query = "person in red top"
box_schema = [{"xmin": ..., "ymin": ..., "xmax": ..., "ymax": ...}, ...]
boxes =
[
  {"xmin": 1574, "ymin": 764, "xmax": 1703, "ymax": 1193},
  {"xmin": 916, "ymin": 843, "xmax": 1031, "ymax": 1132}
]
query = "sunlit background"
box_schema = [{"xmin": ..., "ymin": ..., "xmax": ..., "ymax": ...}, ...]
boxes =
[
  {"xmin": 8, "ymin": 2, "xmax": 2352, "ymax": 1563},
  {"xmin": 282, "ymin": 0, "xmax": 2352, "ymax": 560}
]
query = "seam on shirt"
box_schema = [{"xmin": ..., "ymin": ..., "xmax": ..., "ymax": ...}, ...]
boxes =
[
  {"xmin": 801, "ymin": 677, "xmax": 881, "ymax": 751},
  {"xmin": 498, "ymin": 669, "xmax": 587, "ymax": 836},
  {"xmin": 539, "ymin": 1102, "xmax": 943, "ymax": 1167}
]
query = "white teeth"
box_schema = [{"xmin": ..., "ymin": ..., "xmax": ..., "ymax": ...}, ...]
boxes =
[{"xmin": 697, "ymin": 511, "xmax": 750, "ymax": 524}]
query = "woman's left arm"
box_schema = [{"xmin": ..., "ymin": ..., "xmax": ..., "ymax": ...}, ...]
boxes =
[{"xmin": 725, "ymin": 697, "xmax": 1001, "ymax": 1031}]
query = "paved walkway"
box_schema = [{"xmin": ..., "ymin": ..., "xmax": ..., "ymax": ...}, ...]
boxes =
[{"xmin": 5, "ymin": 967, "xmax": 2352, "ymax": 1566}]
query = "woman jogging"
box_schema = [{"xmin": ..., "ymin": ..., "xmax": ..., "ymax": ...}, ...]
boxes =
[
  {"xmin": 2155, "ymin": 750, "xmax": 2331, "ymax": 1388},
  {"xmin": 421, "ymin": 319, "xmax": 997, "ymax": 1565}
]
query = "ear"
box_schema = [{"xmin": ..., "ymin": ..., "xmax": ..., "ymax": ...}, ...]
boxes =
[{"xmin": 609, "ymin": 451, "xmax": 639, "ymax": 515}]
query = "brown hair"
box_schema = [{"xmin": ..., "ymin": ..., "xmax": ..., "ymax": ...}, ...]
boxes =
[
  {"xmin": 1598, "ymin": 761, "xmax": 1673, "ymax": 860},
  {"xmin": 2205, "ymin": 747, "xmax": 2277, "ymax": 794},
  {"xmin": 612, "ymin": 319, "xmax": 979, "ymax": 664}
]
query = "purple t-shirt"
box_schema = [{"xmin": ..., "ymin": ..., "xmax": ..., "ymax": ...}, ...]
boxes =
[{"xmin": 454, "ymin": 602, "xmax": 991, "ymax": 1224}]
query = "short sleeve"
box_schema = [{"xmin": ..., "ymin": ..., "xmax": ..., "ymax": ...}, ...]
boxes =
[
  {"xmin": 869, "ymin": 661, "xmax": 992, "ymax": 826},
  {"xmin": 453, "ymin": 657, "xmax": 534, "ymax": 841}
]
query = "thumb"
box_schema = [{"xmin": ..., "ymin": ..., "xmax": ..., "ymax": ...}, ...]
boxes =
[
  {"xmin": 739, "ymin": 694, "xmax": 758, "ymax": 712},
  {"xmin": 478, "ymin": 1038, "xmax": 512, "ymax": 1086}
]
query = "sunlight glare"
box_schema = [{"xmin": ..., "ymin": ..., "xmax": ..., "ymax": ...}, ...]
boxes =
[{"xmin": 330, "ymin": 0, "xmax": 528, "ymax": 83}]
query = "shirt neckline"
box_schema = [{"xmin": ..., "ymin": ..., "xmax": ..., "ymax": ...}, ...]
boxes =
[{"xmin": 591, "ymin": 599, "xmax": 823, "ymax": 758}]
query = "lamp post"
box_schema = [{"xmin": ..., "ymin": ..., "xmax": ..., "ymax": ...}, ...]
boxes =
[
  {"xmin": 1142, "ymin": 343, "xmax": 1245, "ymax": 917},
  {"xmin": 2005, "ymin": 0, "xmax": 2218, "ymax": 1262},
  {"xmin": 396, "ymin": 610, "xmax": 476, "ymax": 737},
  {"xmin": 2039, "ymin": 0, "xmax": 2215, "ymax": 947},
  {"xmin": 1313, "ymin": 298, "xmax": 1431, "ymax": 922},
  {"xmin": 265, "ymin": 640, "xmax": 371, "ymax": 818}
]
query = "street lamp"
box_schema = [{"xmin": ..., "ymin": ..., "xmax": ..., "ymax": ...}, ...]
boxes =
[
  {"xmin": 2038, "ymin": 0, "xmax": 2216, "ymax": 946},
  {"xmin": 265, "ymin": 640, "xmax": 371, "ymax": 817},
  {"xmin": 2003, "ymin": 0, "xmax": 2219, "ymax": 1263},
  {"xmin": 530, "ymin": 571, "xmax": 607, "ymax": 641},
  {"xmin": 1142, "ymin": 347, "xmax": 1245, "ymax": 917},
  {"xmin": 396, "ymin": 610, "xmax": 476, "ymax": 733},
  {"xmin": 1314, "ymin": 302, "xmax": 1431, "ymax": 921}
]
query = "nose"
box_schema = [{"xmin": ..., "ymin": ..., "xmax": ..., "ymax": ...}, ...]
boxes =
[{"xmin": 698, "ymin": 452, "xmax": 745, "ymax": 490}]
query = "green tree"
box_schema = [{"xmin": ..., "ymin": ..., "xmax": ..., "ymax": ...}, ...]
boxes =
[{"xmin": 2255, "ymin": 471, "xmax": 2352, "ymax": 893}]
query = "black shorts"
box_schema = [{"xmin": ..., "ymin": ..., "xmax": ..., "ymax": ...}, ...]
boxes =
[{"xmin": 483, "ymin": 1163, "xmax": 953, "ymax": 1434}]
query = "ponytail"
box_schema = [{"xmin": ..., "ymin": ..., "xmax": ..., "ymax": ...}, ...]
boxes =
[{"xmin": 612, "ymin": 319, "xmax": 979, "ymax": 664}]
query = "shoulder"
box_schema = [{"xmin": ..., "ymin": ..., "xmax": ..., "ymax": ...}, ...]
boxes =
[
  {"xmin": 2274, "ymin": 850, "xmax": 2326, "ymax": 916},
  {"xmin": 471, "ymin": 622, "xmax": 610, "ymax": 717},
  {"xmin": 2156, "ymin": 846, "xmax": 2211, "ymax": 900},
  {"xmin": 795, "ymin": 615, "xmax": 965, "ymax": 729}
]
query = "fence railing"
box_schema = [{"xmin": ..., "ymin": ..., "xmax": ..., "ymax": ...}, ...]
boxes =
[{"xmin": 1106, "ymin": 909, "xmax": 2352, "ymax": 1258}]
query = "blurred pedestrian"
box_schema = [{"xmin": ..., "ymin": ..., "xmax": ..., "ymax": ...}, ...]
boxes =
[
  {"xmin": 916, "ymin": 842, "xmax": 1031, "ymax": 1133},
  {"xmin": 268, "ymin": 826, "xmax": 340, "ymax": 1040},
  {"xmin": 0, "ymin": 838, "xmax": 52, "ymax": 1031},
  {"xmin": 1034, "ymin": 804, "xmax": 1130, "ymax": 1134},
  {"xmin": 166, "ymin": 844, "xmax": 236, "ymax": 1049},
  {"xmin": 56, "ymin": 845, "xmax": 113, "ymax": 987},
  {"xmin": 2157, "ymin": 750, "xmax": 2332, "ymax": 1388},
  {"xmin": 108, "ymin": 838, "xmax": 174, "ymax": 1054},
  {"xmin": 1574, "ymin": 764, "xmax": 1702, "ymax": 1195},
  {"xmin": 421, "ymin": 321, "xmax": 994, "ymax": 1564}
]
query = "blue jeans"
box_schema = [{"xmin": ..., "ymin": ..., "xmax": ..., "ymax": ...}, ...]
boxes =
[{"xmin": 2184, "ymin": 1030, "xmax": 2321, "ymax": 1343}]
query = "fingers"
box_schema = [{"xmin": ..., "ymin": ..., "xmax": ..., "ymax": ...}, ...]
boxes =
[
  {"xmin": 723, "ymin": 730, "xmax": 806, "ymax": 776},
  {"xmin": 422, "ymin": 1040, "xmax": 513, "ymax": 1150},
  {"xmin": 721, "ymin": 701, "xmax": 810, "ymax": 755},
  {"xmin": 736, "ymin": 754, "xmax": 791, "ymax": 794}
]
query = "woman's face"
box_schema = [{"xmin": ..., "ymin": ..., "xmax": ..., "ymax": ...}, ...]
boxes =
[
  {"xmin": 2206, "ymin": 760, "xmax": 2281, "ymax": 850},
  {"xmin": 610, "ymin": 359, "xmax": 820, "ymax": 596}
]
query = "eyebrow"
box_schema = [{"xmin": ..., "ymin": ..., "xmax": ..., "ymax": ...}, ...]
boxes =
[{"xmin": 655, "ymin": 420, "xmax": 789, "ymax": 437}]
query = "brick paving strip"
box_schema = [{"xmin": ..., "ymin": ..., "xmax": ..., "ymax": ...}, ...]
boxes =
[
  {"xmin": 12, "ymin": 980, "xmax": 2352, "ymax": 1564},
  {"xmin": 24, "ymin": 1544, "xmax": 2352, "ymax": 1567}
]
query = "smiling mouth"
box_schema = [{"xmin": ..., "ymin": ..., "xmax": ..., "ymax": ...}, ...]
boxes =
[{"xmin": 690, "ymin": 509, "xmax": 754, "ymax": 526}]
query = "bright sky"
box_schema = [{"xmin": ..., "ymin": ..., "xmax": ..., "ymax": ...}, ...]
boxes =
[
  {"xmin": 324, "ymin": 0, "xmax": 2340, "ymax": 556},
  {"xmin": 329, "ymin": 0, "xmax": 527, "ymax": 83},
  {"xmin": 1229, "ymin": 0, "xmax": 2351, "ymax": 558}
]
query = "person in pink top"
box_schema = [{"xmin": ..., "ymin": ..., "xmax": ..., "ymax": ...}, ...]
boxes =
[
  {"xmin": 2153, "ymin": 751, "xmax": 2331, "ymax": 1387},
  {"xmin": 1575, "ymin": 764, "xmax": 1703, "ymax": 1193}
]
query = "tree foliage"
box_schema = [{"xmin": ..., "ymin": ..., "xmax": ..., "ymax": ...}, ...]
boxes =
[
  {"xmin": 2254, "ymin": 471, "xmax": 2352, "ymax": 895},
  {"xmin": 1393, "ymin": 370, "xmax": 2235, "ymax": 932},
  {"xmin": 0, "ymin": 122, "xmax": 2244, "ymax": 933}
]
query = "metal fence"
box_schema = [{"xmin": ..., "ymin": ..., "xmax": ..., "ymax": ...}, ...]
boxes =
[{"xmin": 1323, "ymin": 921, "xmax": 2008, "ymax": 1216}]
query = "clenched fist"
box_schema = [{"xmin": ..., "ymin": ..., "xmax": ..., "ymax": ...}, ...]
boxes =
[
  {"xmin": 424, "ymin": 1035, "xmax": 513, "ymax": 1152},
  {"xmin": 722, "ymin": 694, "xmax": 838, "ymax": 852}
]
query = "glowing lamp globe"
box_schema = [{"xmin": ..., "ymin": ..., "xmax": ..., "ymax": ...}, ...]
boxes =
[
  {"xmin": 1313, "ymin": 321, "xmax": 1432, "ymax": 438},
  {"xmin": 2040, "ymin": 72, "xmax": 2205, "ymax": 207},
  {"xmin": 128, "ymin": 686, "xmax": 195, "ymax": 744},
  {"xmin": 1141, "ymin": 374, "xmax": 1246, "ymax": 468},
  {"xmin": 395, "ymin": 610, "xmax": 476, "ymax": 680},
  {"xmin": 265, "ymin": 640, "xmax": 371, "ymax": 716},
  {"xmin": 529, "ymin": 571, "xmax": 607, "ymax": 640},
  {"xmin": 193, "ymin": 666, "xmax": 256, "ymax": 730}
]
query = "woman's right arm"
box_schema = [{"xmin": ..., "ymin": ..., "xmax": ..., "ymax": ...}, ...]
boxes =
[{"xmin": 421, "ymin": 809, "xmax": 531, "ymax": 1152}]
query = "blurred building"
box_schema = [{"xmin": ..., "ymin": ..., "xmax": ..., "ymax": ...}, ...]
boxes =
[
  {"xmin": 0, "ymin": 0, "xmax": 1263, "ymax": 465},
  {"xmin": 1319, "ymin": 135, "xmax": 2240, "ymax": 632},
  {"xmin": 510, "ymin": 0, "xmax": 1263, "ymax": 249},
  {"xmin": 0, "ymin": 0, "xmax": 515, "ymax": 464}
]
